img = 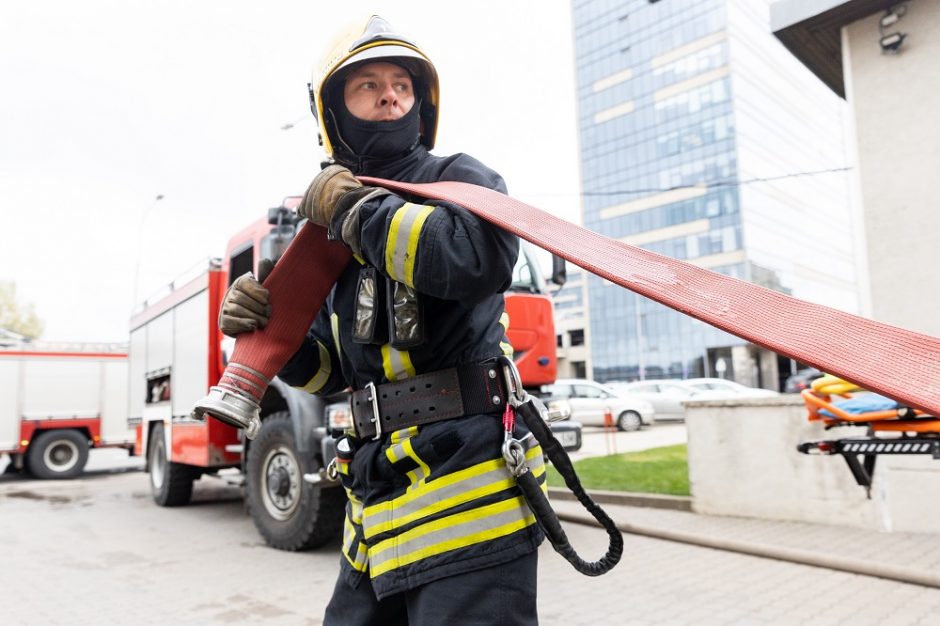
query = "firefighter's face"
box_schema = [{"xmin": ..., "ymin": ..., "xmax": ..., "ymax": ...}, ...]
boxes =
[{"xmin": 343, "ymin": 62, "xmax": 415, "ymax": 122}]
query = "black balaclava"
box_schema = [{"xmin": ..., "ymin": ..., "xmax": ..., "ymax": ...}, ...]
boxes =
[
  {"xmin": 332, "ymin": 94, "xmax": 422, "ymax": 161},
  {"xmin": 326, "ymin": 63, "xmax": 423, "ymax": 166}
]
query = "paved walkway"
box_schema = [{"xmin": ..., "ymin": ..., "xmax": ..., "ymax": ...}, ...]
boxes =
[{"xmin": 552, "ymin": 498, "xmax": 940, "ymax": 581}]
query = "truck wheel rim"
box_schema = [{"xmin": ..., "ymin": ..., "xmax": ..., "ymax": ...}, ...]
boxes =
[
  {"xmin": 44, "ymin": 440, "xmax": 79, "ymax": 473},
  {"xmin": 150, "ymin": 439, "xmax": 166, "ymax": 489},
  {"xmin": 261, "ymin": 445, "xmax": 301, "ymax": 521}
]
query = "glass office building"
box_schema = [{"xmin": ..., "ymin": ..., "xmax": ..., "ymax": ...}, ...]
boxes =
[{"xmin": 572, "ymin": 0, "xmax": 858, "ymax": 388}]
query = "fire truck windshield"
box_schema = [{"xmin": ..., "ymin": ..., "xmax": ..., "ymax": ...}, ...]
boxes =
[{"xmin": 510, "ymin": 242, "xmax": 547, "ymax": 295}]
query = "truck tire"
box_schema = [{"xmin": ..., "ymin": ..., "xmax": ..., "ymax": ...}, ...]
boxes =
[
  {"xmin": 26, "ymin": 430, "xmax": 89, "ymax": 479},
  {"xmin": 148, "ymin": 423, "xmax": 195, "ymax": 507},
  {"xmin": 246, "ymin": 412, "xmax": 345, "ymax": 551}
]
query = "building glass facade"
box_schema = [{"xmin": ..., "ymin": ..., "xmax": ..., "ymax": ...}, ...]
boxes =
[{"xmin": 572, "ymin": 0, "xmax": 857, "ymax": 386}]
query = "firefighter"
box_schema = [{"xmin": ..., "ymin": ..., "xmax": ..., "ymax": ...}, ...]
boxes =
[{"xmin": 219, "ymin": 15, "xmax": 544, "ymax": 625}]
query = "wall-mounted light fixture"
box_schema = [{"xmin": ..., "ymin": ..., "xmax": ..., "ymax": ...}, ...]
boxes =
[
  {"xmin": 879, "ymin": 3, "xmax": 908, "ymax": 54},
  {"xmin": 879, "ymin": 32, "xmax": 907, "ymax": 52}
]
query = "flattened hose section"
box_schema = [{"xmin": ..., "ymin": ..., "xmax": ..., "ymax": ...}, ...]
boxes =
[{"xmin": 360, "ymin": 177, "xmax": 940, "ymax": 417}]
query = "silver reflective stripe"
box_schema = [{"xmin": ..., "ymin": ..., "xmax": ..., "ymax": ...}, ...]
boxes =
[
  {"xmin": 385, "ymin": 428, "xmax": 430, "ymax": 491},
  {"xmin": 381, "ymin": 344, "xmax": 415, "ymax": 381},
  {"xmin": 368, "ymin": 496, "xmax": 536, "ymax": 577},
  {"xmin": 342, "ymin": 494, "xmax": 367, "ymax": 572},
  {"xmin": 363, "ymin": 447, "xmax": 544, "ymax": 539},
  {"xmin": 386, "ymin": 203, "xmax": 434, "ymax": 286}
]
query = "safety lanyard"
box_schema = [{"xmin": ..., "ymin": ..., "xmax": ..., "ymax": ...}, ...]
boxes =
[{"xmin": 498, "ymin": 357, "xmax": 623, "ymax": 576}]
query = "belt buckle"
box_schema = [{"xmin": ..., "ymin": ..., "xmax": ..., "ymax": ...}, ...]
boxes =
[{"xmin": 365, "ymin": 381, "xmax": 383, "ymax": 440}]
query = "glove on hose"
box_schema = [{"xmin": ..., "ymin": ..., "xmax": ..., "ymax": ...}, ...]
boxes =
[
  {"xmin": 298, "ymin": 165, "xmax": 363, "ymax": 227},
  {"xmin": 218, "ymin": 259, "xmax": 275, "ymax": 336},
  {"xmin": 298, "ymin": 165, "xmax": 390, "ymax": 258}
]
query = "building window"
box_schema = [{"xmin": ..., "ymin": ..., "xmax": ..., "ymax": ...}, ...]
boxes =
[{"xmin": 569, "ymin": 329, "xmax": 585, "ymax": 346}]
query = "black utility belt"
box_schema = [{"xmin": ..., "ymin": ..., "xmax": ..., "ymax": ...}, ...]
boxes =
[{"xmin": 350, "ymin": 362, "xmax": 509, "ymax": 440}]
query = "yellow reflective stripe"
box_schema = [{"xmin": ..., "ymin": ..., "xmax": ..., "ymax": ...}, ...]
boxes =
[
  {"xmin": 499, "ymin": 311, "xmax": 513, "ymax": 356},
  {"xmin": 362, "ymin": 446, "xmax": 544, "ymax": 539},
  {"xmin": 391, "ymin": 427, "xmax": 418, "ymax": 444},
  {"xmin": 385, "ymin": 203, "xmax": 435, "ymax": 287},
  {"xmin": 364, "ymin": 445, "xmax": 542, "ymax": 519},
  {"xmin": 369, "ymin": 497, "xmax": 537, "ymax": 577},
  {"xmin": 400, "ymin": 350, "xmax": 415, "ymax": 377},
  {"xmin": 330, "ymin": 313, "xmax": 341, "ymax": 361},
  {"xmin": 381, "ymin": 344, "xmax": 416, "ymax": 381},
  {"xmin": 342, "ymin": 499, "xmax": 368, "ymax": 572},
  {"xmin": 402, "ymin": 437, "xmax": 430, "ymax": 490},
  {"xmin": 298, "ymin": 341, "xmax": 331, "ymax": 393},
  {"xmin": 383, "ymin": 429, "xmax": 429, "ymax": 490}
]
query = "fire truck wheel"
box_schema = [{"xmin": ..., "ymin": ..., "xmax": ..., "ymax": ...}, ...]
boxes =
[
  {"xmin": 26, "ymin": 430, "xmax": 89, "ymax": 479},
  {"xmin": 246, "ymin": 413, "xmax": 345, "ymax": 551},
  {"xmin": 148, "ymin": 423, "xmax": 195, "ymax": 506},
  {"xmin": 617, "ymin": 410, "xmax": 643, "ymax": 432}
]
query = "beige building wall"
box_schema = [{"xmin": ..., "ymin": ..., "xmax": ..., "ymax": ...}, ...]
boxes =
[{"xmin": 843, "ymin": 1, "xmax": 940, "ymax": 336}]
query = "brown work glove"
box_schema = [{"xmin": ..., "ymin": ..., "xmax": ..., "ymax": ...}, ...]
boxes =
[
  {"xmin": 298, "ymin": 165, "xmax": 363, "ymax": 227},
  {"xmin": 218, "ymin": 259, "xmax": 275, "ymax": 336}
]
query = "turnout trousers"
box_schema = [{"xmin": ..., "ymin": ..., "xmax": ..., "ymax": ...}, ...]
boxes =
[{"xmin": 323, "ymin": 548, "xmax": 539, "ymax": 625}]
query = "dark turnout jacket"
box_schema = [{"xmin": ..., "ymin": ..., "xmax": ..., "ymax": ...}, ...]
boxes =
[{"xmin": 278, "ymin": 145, "xmax": 545, "ymax": 598}]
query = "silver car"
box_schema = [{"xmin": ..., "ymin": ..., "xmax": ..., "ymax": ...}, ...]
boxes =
[
  {"xmin": 607, "ymin": 380, "xmax": 694, "ymax": 421},
  {"xmin": 539, "ymin": 378, "xmax": 655, "ymax": 431}
]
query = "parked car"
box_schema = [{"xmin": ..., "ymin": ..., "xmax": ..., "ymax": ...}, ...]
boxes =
[
  {"xmin": 607, "ymin": 380, "xmax": 694, "ymax": 421},
  {"xmin": 538, "ymin": 378, "xmax": 655, "ymax": 431},
  {"xmin": 610, "ymin": 378, "xmax": 779, "ymax": 421},
  {"xmin": 681, "ymin": 378, "xmax": 779, "ymax": 399},
  {"xmin": 784, "ymin": 368, "xmax": 823, "ymax": 393}
]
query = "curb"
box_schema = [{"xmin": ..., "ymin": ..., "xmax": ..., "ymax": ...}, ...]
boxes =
[
  {"xmin": 555, "ymin": 508, "xmax": 940, "ymax": 590},
  {"xmin": 547, "ymin": 486, "xmax": 692, "ymax": 512}
]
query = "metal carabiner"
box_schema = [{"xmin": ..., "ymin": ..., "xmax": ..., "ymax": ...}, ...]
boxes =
[
  {"xmin": 497, "ymin": 355, "xmax": 528, "ymax": 408},
  {"xmin": 502, "ymin": 435, "xmax": 528, "ymax": 477}
]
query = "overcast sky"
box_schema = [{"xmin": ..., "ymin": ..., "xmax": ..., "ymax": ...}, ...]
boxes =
[{"xmin": 0, "ymin": 1, "xmax": 582, "ymax": 343}]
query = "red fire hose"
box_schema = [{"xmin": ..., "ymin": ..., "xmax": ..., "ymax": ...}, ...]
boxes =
[{"xmin": 194, "ymin": 179, "xmax": 940, "ymax": 433}]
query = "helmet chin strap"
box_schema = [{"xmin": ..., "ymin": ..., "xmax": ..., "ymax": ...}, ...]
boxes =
[{"xmin": 325, "ymin": 108, "xmax": 357, "ymax": 160}]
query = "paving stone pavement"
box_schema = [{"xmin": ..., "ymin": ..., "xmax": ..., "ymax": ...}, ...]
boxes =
[{"xmin": 4, "ymin": 471, "xmax": 940, "ymax": 625}]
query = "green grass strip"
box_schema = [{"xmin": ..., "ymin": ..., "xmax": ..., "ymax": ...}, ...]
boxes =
[{"xmin": 546, "ymin": 444, "xmax": 689, "ymax": 496}]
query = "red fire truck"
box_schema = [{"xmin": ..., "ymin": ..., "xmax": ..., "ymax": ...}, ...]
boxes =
[
  {"xmin": 132, "ymin": 199, "xmax": 572, "ymax": 551},
  {"xmin": 0, "ymin": 343, "xmax": 133, "ymax": 478}
]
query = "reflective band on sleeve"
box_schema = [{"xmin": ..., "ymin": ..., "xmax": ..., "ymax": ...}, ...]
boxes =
[
  {"xmin": 385, "ymin": 203, "xmax": 435, "ymax": 287},
  {"xmin": 381, "ymin": 344, "xmax": 416, "ymax": 381},
  {"xmin": 298, "ymin": 341, "xmax": 332, "ymax": 393},
  {"xmin": 363, "ymin": 446, "xmax": 544, "ymax": 539}
]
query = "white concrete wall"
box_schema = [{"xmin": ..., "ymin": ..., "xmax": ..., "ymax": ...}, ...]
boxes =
[
  {"xmin": 686, "ymin": 396, "xmax": 940, "ymax": 533},
  {"xmin": 843, "ymin": 0, "xmax": 940, "ymax": 336}
]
